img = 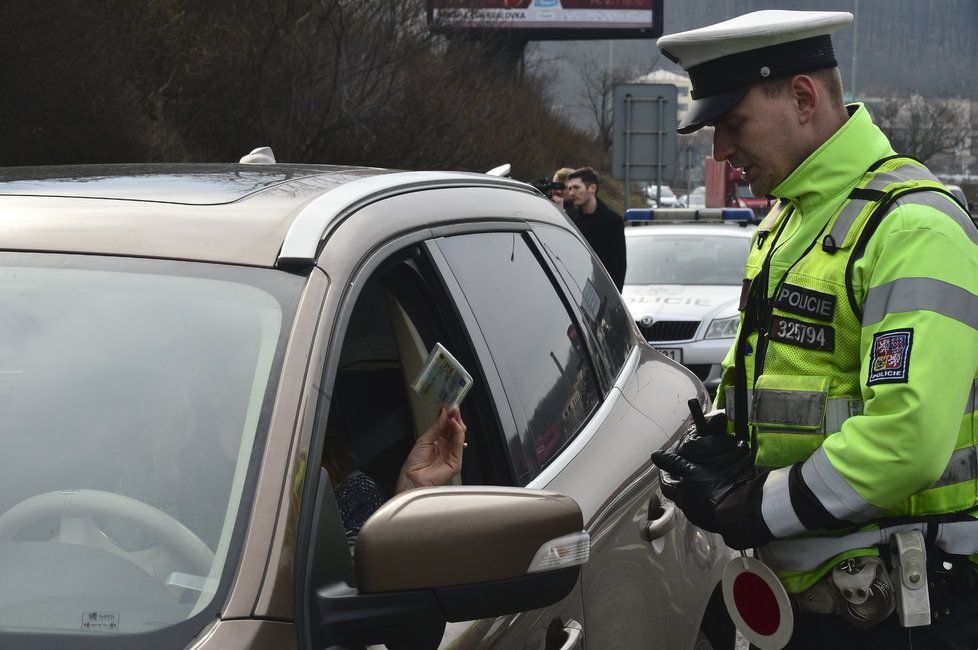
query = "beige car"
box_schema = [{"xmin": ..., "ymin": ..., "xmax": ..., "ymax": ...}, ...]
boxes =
[{"xmin": 0, "ymin": 163, "xmax": 733, "ymax": 649}]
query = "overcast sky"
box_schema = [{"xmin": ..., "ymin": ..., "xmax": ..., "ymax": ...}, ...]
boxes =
[{"xmin": 527, "ymin": 0, "xmax": 977, "ymax": 132}]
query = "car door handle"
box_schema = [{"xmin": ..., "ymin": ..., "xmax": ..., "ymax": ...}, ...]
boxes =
[
  {"xmin": 556, "ymin": 619, "xmax": 584, "ymax": 650},
  {"xmin": 645, "ymin": 498, "xmax": 676, "ymax": 540}
]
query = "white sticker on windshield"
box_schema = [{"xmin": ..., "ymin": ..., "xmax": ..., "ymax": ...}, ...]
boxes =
[{"xmin": 81, "ymin": 611, "xmax": 120, "ymax": 632}]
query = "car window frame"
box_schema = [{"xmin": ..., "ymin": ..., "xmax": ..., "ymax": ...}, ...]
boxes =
[
  {"xmin": 296, "ymin": 226, "xmax": 523, "ymax": 592},
  {"xmin": 374, "ymin": 254, "xmax": 517, "ymax": 488},
  {"xmin": 530, "ymin": 224, "xmax": 638, "ymax": 390},
  {"xmin": 426, "ymin": 226, "xmax": 605, "ymax": 485}
]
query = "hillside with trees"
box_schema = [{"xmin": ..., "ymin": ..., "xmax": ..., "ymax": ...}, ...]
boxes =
[{"xmin": 0, "ymin": 0, "xmax": 604, "ymax": 184}]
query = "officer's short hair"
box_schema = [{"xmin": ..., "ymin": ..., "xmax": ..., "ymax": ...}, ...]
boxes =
[{"xmin": 756, "ymin": 66, "xmax": 845, "ymax": 111}]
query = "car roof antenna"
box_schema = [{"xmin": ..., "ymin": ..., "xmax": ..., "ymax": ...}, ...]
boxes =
[
  {"xmin": 485, "ymin": 163, "xmax": 511, "ymax": 177},
  {"xmin": 239, "ymin": 146, "xmax": 277, "ymax": 164}
]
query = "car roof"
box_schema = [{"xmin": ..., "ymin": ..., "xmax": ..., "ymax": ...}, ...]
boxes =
[
  {"xmin": 0, "ymin": 163, "xmax": 538, "ymax": 268},
  {"xmin": 625, "ymin": 222, "xmax": 755, "ymax": 238}
]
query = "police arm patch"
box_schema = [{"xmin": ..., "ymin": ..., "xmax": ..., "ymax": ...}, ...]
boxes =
[{"xmin": 867, "ymin": 328, "xmax": 913, "ymax": 386}]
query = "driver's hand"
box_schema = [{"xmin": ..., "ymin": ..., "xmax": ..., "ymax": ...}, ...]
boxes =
[{"xmin": 395, "ymin": 406, "xmax": 466, "ymax": 493}]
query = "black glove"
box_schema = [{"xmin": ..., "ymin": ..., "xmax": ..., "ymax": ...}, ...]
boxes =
[
  {"xmin": 689, "ymin": 409, "xmax": 729, "ymax": 437},
  {"xmin": 670, "ymin": 412, "xmax": 753, "ymax": 483},
  {"xmin": 651, "ymin": 450, "xmax": 736, "ymax": 531},
  {"xmin": 651, "ymin": 450, "xmax": 774, "ymax": 550}
]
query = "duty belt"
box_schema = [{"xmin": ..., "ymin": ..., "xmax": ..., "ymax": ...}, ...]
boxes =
[
  {"xmin": 792, "ymin": 530, "xmax": 978, "ymax": 630},
  {"xmin": 758, "ymin": 519, "xmax": 978, "ymax": 572}
]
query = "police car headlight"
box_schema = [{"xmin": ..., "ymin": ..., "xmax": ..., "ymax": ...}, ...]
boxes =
[{"xmin": 705, "ymin": 315, "xmax": 739, "ymax": 339}]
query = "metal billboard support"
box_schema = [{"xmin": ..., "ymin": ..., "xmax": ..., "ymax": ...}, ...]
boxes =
[{"xmin": 612, "ymin": 84, "xmax": 678, "ymax": 213}]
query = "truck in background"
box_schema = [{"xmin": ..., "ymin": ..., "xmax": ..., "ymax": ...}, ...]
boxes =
[{"xmin": 704, "ymin": 157, "xmax": 772, "ymax": 219}]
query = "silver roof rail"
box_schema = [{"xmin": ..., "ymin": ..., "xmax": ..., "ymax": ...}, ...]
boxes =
[{"xmin": 277, "ymin": 171, "xmax": 531, "ymax": 267}]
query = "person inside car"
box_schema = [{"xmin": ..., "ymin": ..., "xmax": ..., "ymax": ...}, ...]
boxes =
[{"xmin": 323, "ymin": 405, "xmax": 466, "ymax": 549}]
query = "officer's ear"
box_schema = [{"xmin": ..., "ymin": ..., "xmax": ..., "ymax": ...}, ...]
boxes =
[{"xmin": 789, "ymin": 74, "xmax": 819, "ymax": 126}]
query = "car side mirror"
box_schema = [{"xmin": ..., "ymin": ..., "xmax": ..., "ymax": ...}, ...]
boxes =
[{"xmin": 300, "ymin": 484, "xmax": 588, "ymax": 650}]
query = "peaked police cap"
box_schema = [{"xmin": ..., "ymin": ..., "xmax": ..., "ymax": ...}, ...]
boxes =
[{"xmin": 657, "ymin": 10, "xmax": 853, "ymax": 134}]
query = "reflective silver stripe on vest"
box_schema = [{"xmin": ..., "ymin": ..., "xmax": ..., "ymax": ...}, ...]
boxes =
[
  {"xmin": 761, "ymin": 467, "xmax": 807, "ymax": 538},
  {"xmin": 726, "ymin": 388, "xmax": 862, "ymax": 433},
  {"xmin": 899, "ymin": 190, "xmax": 978, "ymax": 246},
  {"xmin": 931, "ymin": 444, "xmax": 978, "ymax": 489},
  {"xmin": 862, "ymin": 277, "xmax": 978, "ymax": 329},
  {"xmin": 825, "ymin": 164, "xmax": 938, "ymax": 246},
  {"xmin": 758, "ymin": 518, "xmax": 978, "ymax": 572},
  {"xmin": 802, "ymin": 446, "xmax": 882, "ymax": 522},
  {"xmin": 753, "ymin": 388, "xmax": 825, "ymax": 429}
]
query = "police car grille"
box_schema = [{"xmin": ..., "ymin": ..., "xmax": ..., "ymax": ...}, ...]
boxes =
[{"xmin": 637, "ymin": 320, "xmax": 699, "ymax": 342}]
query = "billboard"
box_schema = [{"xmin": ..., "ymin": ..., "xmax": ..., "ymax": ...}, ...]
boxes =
[{"xmin": 427, "ymin": 0, "xmax": 664, "ymax": 40}]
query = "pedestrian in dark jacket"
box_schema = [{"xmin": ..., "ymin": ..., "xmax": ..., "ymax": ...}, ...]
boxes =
[{"xmin": 566, "ymin": 167, "xmax": 626, "ymax": 291}]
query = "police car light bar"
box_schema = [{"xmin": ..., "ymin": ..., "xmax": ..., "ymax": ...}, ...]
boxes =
[{"xmin": 624, "ymin": 207, "xmax": 757, "ymax": 225}]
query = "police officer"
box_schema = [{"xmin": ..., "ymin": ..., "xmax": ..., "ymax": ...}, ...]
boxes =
[{"xmin": 649, "ymin": 10, "xmax": 978, "ymax": 648}]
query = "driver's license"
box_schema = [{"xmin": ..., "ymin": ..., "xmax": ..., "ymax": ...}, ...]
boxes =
[{"xmin": 410, "ymin": 342, "xmax": 473, "ymax": 410}]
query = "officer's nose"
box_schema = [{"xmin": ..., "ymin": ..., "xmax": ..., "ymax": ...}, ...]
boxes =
[{"xmin": 712, "ymin": 127, "xmax": 735, "ymax": 163}]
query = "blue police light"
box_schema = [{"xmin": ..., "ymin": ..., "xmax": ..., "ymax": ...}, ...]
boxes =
[
  {"xmin": 624, "ymin": 208, "xmax": 655, "ymax": 221},
  {"xmin": 722, "ymin": 208, "xmax": 755, "ymax": 221}
]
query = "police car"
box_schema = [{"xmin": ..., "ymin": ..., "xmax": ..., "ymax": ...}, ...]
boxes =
[{"xmin": 622, "ymin": 215, "xmax": 755, "ymax": 393}]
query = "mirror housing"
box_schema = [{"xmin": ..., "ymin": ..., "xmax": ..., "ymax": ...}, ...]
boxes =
[{"xmin": 302, "ymin": 486, "xmax": 588, "ymax": 650}]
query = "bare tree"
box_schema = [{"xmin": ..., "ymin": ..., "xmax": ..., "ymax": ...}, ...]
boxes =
[
  {"xmin": 873, "ymin": 95, "xmax": 972, "ymax": 166},
  {"xmin": 0, "ymin": 0, "xmax": 603, "ymax": 180},
  {"xmin": 575, "ymin": 58, "xmax": 640, "ymax": 152}
]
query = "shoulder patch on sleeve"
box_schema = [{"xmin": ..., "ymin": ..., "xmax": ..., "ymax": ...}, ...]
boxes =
[{"xmin": 867, "ymin": 328, "xmax": 913, "ymax": 386}]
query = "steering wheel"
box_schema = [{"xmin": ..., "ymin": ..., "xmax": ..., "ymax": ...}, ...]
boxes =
[{"xmin": 0, "ymin": 490, "xmax": 214, "ymax": 583}]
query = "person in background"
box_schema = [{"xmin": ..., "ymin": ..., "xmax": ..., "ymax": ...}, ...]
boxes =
[
  {"xmin": 565, "ymin": 166, "xmax": 626, "ymax": 291},
  {"xmin": 550, "ymin": 167, "xmax": 576, "ymax": 214}
]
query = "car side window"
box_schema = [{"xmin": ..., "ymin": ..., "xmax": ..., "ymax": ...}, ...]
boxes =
[
  {"xmin": 535, "ymin": 224, "xmax": 635, "ymax": 383},
  {"xmin": 315, "ymin": 253, "xmax": 513, "ymax": 552},
  {"xmin": 435, "ymin": 232, "xmax": 602, "ymax": 482}
]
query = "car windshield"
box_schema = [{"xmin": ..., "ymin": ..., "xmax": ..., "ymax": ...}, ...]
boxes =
[
  {"xmin": 0, "ymin": 253, "xmax": 301, "ymax": 647},
  {"xmin": 625, "ymin": 233, "xmax": 750, "ymax": 285}
]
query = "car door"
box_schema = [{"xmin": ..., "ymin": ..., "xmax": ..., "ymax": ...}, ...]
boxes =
[
  {"xmin": 432, "ymin": 222, "xmax": 728, "ymax": 649},
  {"xmin": 422, "ymin": 226, "xmax": 590, "ymax": 649},
  {"xmin": 301, "ymin": 192, "xmax": 588, "ymax": 650},
  {"xmin": 534, "ymin": 224, "xmax": 730, "ymax": 649},
  {"xmin": 295, "ymin": 187, "xmax": 726, "ymax": 649}
]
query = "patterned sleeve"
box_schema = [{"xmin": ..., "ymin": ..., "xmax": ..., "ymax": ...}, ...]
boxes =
[{"xmin": 334, "ymin": 470, "xmax": 387, "ymax": 550}]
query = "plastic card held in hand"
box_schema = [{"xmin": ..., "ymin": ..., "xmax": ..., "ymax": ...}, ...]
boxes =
[{"xmin": 410, "ymin": 342, "xmax": 473, "ymax": 410}]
